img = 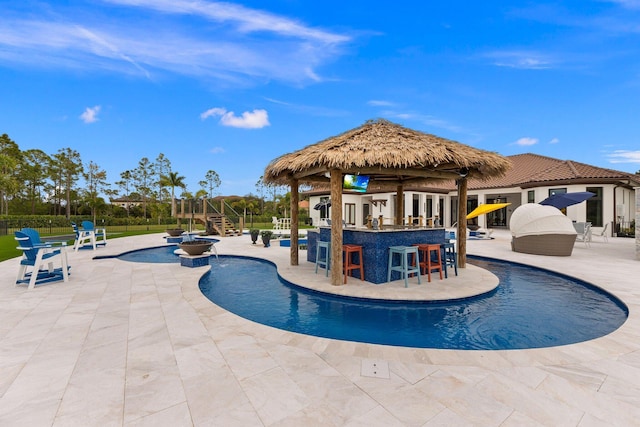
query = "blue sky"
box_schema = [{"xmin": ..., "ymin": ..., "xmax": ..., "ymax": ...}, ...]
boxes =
[{"xmin": 2, "ymin": 0, "xmax": 640, "ymax": 198}]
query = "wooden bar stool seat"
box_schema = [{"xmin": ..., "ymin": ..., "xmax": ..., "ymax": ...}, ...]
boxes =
[
  {"xmin": 412, "ymin": 243, "xmax": 443, "ymax": 282},
  {"xmin": 342, "ymin": 244, "xmax": 364, "ymax": 284}
]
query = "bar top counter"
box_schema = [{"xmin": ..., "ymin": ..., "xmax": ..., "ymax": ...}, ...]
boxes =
[{"xmin": 307, "ymin": 226, "xmax": 447, "ymax": 284}]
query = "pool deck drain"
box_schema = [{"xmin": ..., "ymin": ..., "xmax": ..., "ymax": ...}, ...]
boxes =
[{"xmin": 361, "ymin": 359, "xmax": 390, "ymax": 379}]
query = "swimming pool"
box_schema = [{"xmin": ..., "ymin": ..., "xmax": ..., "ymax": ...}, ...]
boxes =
[
  {"xmin": 115, "ymin": 245, "xmax": 181, "ymax": 263},
  {"xmin": 116, "ymin": 247, "xmax": 628, "ymax": 350}
]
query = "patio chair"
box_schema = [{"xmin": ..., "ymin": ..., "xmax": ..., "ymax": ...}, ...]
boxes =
[
  {"xmin": 83, "ymin": 220, "xmax": 107, "ymax": 247},
  {"xmin": 593, "ymin": 223, "xmax": 609, "ymax": 243},
  {"xmin": 469, "ymin": 228, "xmax": 493, "ymax": 239},
  {"xmin": 574, "ymin": 222, "xmax": 591, "ymax": 247},
  {"xmin": 73, "ymin": 221, "xmax": 107, "ymax": 251},
  {"xmin": 72, "ymin": 222, "xmax": 92, "ymax": 251},
  {"xmin": 15, "ymin": 229, "xmax": 70, "ymax": 290}
]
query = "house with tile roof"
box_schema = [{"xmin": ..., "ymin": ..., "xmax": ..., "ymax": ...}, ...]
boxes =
[{"xmin": 308, "ymin": 153, "xmax": 639, "ymax": 237}]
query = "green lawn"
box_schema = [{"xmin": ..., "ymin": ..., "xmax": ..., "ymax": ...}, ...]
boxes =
[{"xmin": 0, "ymin": 226, "xmax": 175, "ymax": 262}]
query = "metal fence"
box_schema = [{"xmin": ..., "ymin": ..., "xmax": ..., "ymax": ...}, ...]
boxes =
[
  {"xmin": 615, "ymin": 221, "xmax": 635, "ymax": 238},
  {"xmin": 0, "ymin": 218, "xmax": 177, "ymax": 237}
]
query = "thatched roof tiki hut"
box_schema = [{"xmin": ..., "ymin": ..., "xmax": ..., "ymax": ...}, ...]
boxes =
[{"xmin": 264, "ymin": 119, "xmax": 511, "ymax": 286}]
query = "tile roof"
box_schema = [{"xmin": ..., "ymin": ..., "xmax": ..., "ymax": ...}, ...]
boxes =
[{"xmin": 470, "ymin": 153, "xmax": 640, "ymax": 190}]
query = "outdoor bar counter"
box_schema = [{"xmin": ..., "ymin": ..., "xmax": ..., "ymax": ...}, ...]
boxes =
[{"xmin": 307, "ymin": 227, "xmax": 446, "ymax": 284}]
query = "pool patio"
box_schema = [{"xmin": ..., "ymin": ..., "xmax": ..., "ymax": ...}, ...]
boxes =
[{"xmin": 1, "ymin": 230, "xmax": 639, "ymax": 426}]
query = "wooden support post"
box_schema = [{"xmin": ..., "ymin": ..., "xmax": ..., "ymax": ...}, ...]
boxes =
[
  {"xmin": 290, "ymin": 178, "xmax": 299, "ymax": 265},
  {"xmin": 396, "ymin": 185, "xmax": 403, "ymax": 225},
  {"xmin": 457, "ymin": 178, "xmax": 468, "ymax": 268},
  {"xmin": 330, "ymin": 169, "xmax": 343, "ymax": 286}
]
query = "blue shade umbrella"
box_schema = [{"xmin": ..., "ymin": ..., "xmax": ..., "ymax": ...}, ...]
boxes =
[
  {"xmin": 539, "ymin": 192, "xmax": 595, "ymax": 209},
  {"xmin": 313, "ymin": 199, "xmax": 331, "ymax": 210}
]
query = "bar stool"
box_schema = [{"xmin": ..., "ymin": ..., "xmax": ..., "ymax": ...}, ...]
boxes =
[
  {"xmin": 441, "ymin": 242, "xmax": 458, "ymax": 278},
  {"xmin": 412, "ymin": 243, "xmax": 443, "ymax": 282},
  {"xmin": 342, "ymin": 244, "xmax": 364, "ymax": 284},
  {"xmin": 387, "ymin": 246, "xmax": 421, "ymax": 287},
  {"xmin": 315, "ymin": 241, "xmax": 330, "ymax": 276}
]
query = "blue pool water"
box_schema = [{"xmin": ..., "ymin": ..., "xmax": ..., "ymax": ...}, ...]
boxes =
[
  {"xmin": 116, "ymin": 247, "xmax": 628, "ymax": 350},
  {"xmin": 116, "ymin": 245, "xmax": 185, "ymax": 263}
]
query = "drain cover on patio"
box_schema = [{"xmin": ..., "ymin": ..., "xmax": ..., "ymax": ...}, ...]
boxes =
[{"xmin": 361, "ymin": 360, "xmax": 390, "ymax": 379}]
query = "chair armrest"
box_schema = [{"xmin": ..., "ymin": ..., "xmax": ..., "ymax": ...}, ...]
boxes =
[
  {"xmin": 31, "ymin": 243, "xmax": 52, "ymax": 248},
  {"xmin": 42, "ymin": 240, "xmax": 68, "ymax": 247}
]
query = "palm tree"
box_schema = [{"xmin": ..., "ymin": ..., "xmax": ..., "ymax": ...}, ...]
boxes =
[{"xmin": 160, "ymin": 171, "xmax": 186, "ymax": 217}]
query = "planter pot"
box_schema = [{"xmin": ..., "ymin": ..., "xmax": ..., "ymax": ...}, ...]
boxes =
[
  {"xmin": 261, "ymin": 235, "xmax": 271, "ymax": 247},
  {"xmin": 178, "ymin": 240, "xmax": 213, "ymax": 256},
  {"xmin": 250, "ymin": 231, "xmax": 260, "ymax": 244},
  {"xmin": 166, "ymin": 228, "xmax": 185, "ymax": 237}
]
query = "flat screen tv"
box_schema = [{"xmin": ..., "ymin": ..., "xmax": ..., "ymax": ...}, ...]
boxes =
[{"xmin": 343, "ymin": 174, "xmax": 370, "ymax": 193}]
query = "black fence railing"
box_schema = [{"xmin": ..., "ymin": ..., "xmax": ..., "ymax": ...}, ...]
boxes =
[
  {"xmin": 615, "ymin": 220, "xmax": 635, "ymax": 238},
  {"xmin": 0, "ymin": 217, "xmax": 179, "ymax": 237}
]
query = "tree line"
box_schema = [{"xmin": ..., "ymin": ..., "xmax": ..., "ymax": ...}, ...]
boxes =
[{"xmin": 0, "ymin": 133, "xmax": 295, "ymax": 222}]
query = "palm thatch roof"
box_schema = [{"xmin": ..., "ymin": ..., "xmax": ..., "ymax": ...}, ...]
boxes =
[{"xmin": 264, "ymin": 119, "xmax": 511, "ymax": 187}]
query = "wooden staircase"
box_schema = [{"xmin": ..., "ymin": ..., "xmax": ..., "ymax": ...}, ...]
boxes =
[{"xmin": 207, "ymin": 214, "xmax": 242, "ymax": 237}]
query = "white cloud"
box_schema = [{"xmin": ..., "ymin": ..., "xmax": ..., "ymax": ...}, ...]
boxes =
[
  {"xmin": 263, "ymin": 97, "xmax": 350, "ymax": 117},
  {"xmin": 605, "ymin": 0, "xmax": 640, "ymax": 9},
  {"xmin": 200, "ymin": 108, "xmax": 227, "ymax": 120},
  {"xmin": 380, "ymin": 110, "xmax": 464, "ymax": 133},
  {"xmin": 367, "ymin": 100, "xmax": 396, "ymax": 107},
  {"xmin": 209, "ymin": 147, "xmax": 225, "ymax": 154},
  {"xmin": 263, "ymin": 97, "xmax": 291, "ymax": 106},
  {"xmin": 515, "ymin": 137, "xmax": 539, "ymax": 146},
  {"xmin": 485, "ymin": 50, "xmax": 554, "ymax": 69},
  {"xmin": 103, "ymin": 0, "xmax": 349, "ymax": 44},
  {"xmin": 607, "ymin": 150, "xmax": 640, "ymax": 163},
  {"xmin": 0, "ymin": 2, "xmax": 351, "ymax": 85},
  {"xmin": 80, "ymin": 105, "xmax": 101, "ymax": 123},
  {"xmin": 200, "ymin": 107, "xmax": 270, "ymax": 129},
  {"xmin": 549, "ymin": 137, "xmax": 560, "ymax": 144}
]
